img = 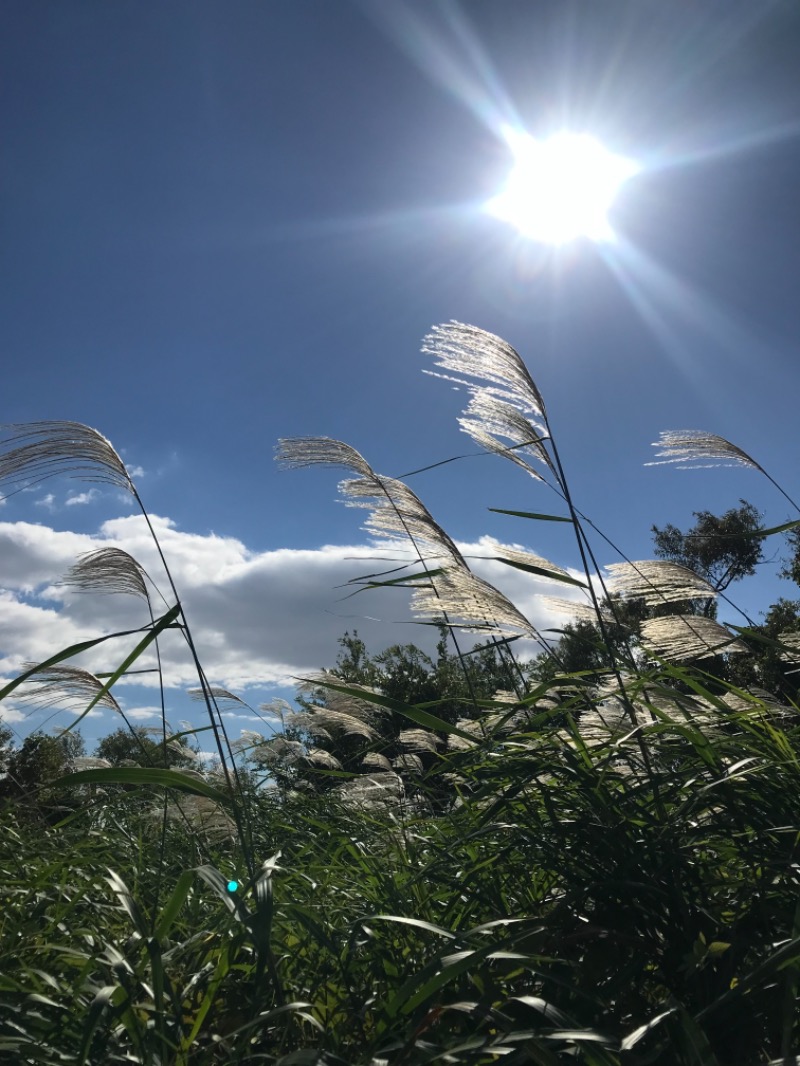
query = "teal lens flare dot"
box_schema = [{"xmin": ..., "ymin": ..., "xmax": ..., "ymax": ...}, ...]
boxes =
[{"xmin": 227, "ymin": 880, "xmax": 238, "ymax": 892}]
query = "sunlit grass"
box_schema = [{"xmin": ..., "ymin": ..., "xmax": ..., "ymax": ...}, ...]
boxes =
[{"xmin": 2, "ymin": 325, "xmax": 800, "ymax": 1063}]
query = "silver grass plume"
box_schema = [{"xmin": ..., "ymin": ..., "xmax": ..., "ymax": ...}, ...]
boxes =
[
  {"xmin": 161, "ymin": 795, "xmax": 235, "ymax": 841},
  {"xmin": 640, "ymin": 616, "xmax": 748, "ymax": 661},
  {"xmin": 259, "ymin": 698, "xmax": 293, "ymax": 721},
  {"xmin": 606, "ymin": 560, "xmax": 717, "ymax": 606},
  {"xmin": 298, "ymin": 707, "xmax": 379, "ymax": 741},
  {"xmin": 362, "ymin": 751, "xmax": 393, "ymax": 771},
  {"xmin": 776, "ymin": 632, "xmax": 800, "ymax": 662},
  {"xmin": 251, "ymin": 735, "xmax": 305, "ymax": 767},
  {"xmin": 423, "ymin": 323, "xmax": 554, "ymax": 477},
  {"xmin": 647, "ymin": 431, "xmax": 763, "ymax": 471},
  {"xmin": 295, "ymin": 670, "xmax": 383, "ymax": 721},
  {"xmin": 393, "ymin": 753, "xmax": 424, "ymax": 774},
  {"xmin": 719, "ymin": 689, "xmax": 793, "ymax": 723},
  {"xmin": 290, "ymin": 670, "xmax": 384, "ymax": 740},
  {"xmin": 167, "ymin": 740, "xmax": 200, "ymax": 762},
  {"xmin": 18, "ymin": 664, "xmax": 122, "ymax": 713},
  {"xmin": 275, "ymin": 437, "xmax": 374, "ymax": 479},
  {"xmin": 448, "ymin": 718, "xmax": 484, "ymax": 751},
  {"xmin": 411, "ymin": 566, "xmax": 538, "ymax": 636},
  {"xmin": 422, "ymin": 322, "xmax": 547, "ymax": 418},
  {"xmin": 72, "ymin": 756, "xmax": 112, "ymax": 770},
  {"xmin": 333, "ymin": 771, "xmax": 404, "ymax": 809},
  {"xmin": 399, "ymin": 728, "xmax": 441, "ymax": 754},
  {"xmin": 543, "ymin": 595, "xmax": 609, "ymax": 622},
  {"xmin": 0, "ymin": 421, "xmax": 135, "ymax": 495},
  {"xmin": 277, "ymin": 436, "xmax": 464, "ymax": 565},
  {"xmin": 576, "ymin": 702, "xmax": 641, "ymax": 747},
  {"xmin": 188, "ymin": 686, "xmax": 249, "ymax": 707},
  {"xmin": 458, "ymin": 391, "xmax": 553, "ymax": 479},
  {"xmin": 303, "ymin": 749, "xmax": 343, "ymax": 771},
  {"xmin": 61, "ymin": 548, "xmax": 149, "ymax": 600},
  {"xmin": 341, "ymin": 474, "xmax": 464, "ymax": 564}
]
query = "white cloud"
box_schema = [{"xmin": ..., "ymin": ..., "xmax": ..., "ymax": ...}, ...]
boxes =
[
  {"xmin": 0, "ymin": 515, "xmax": 589, "ymax": 704},
  {"xmin": 124, "ymin": 708, "xmax": 162, "ymax": 720},
  {"xmin": 66, "ymin": 490, "xmax": 99, "ymax": 506},
  {"xmin": 0, "ymin": 707, "xmax": 25, "ymax": 724},
  {"xmin": 127, "ymin": 465, "xmax": 145, "ymax": 479},
  {"xmin": 35, "ymin": 494, "xmax": 56, "ymax": 512}
]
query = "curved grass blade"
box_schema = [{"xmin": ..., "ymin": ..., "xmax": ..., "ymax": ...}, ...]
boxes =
[
  {"xmin": 493, "ymin": 555, "xmax": 587, "ymax": 588},
  {"xmin": 55, "ymin": 766, "xmax": 231, "ymax": 804},
  {"xmin": 60, "ymin": 603, "xmax": 182, "ymax": 731},
  {"xmin": 489, "ymin": 508, "xmax": 573, "ymax": 523},
  {"xmin": 0, "ymin": 607, "xmax": 181, "ymax": 703}
]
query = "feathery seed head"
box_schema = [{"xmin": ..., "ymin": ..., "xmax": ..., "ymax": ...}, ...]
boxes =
[
  {"xmin": 334, "ymin": 771, "xmax": 404, "ymax": 809},
  {"xmin": 303, "ymin": 749, "xmax": 343, "ymax": 770},
  {"xmin": 290, "ymin": 708, "xmax": 378, "ymax": 742},
  {"xmin": 543, "ymin": 595, "xmax": 607, "ymax": 622},
  {"xmin": 458, "ymin": 391, "xmax": 553, "ymax": 478},
  {"xmin": 0, "ymin": 421, "xmax": 135, "ymax": 496},
  {"xmin": 422, "ymin": 322, "xmax": 547, "ymax": 418},
  {"xmin": 606, "ymin": 560, "xmax": 717, "ymax": 606},
  {"xmin": 640, "ymin": 616, "xmax": 748, "ymax": 661},
  {"xmin": 277, "ymin": 436, "xmax": 464, "ymax": 565},
  {"xmin": 188, "ymin": 686, "xmax": 248, "ymax": 706},
  {"xmin": 62, "ymin": 548, "xmax": 149, "ymax": 600},
  {"xmin": 18, "ymin": 664, "xmax": 122, "ymax": 713},
  {"xmin": 341, "ymin": 474, "xmax": 465, "ymax": 564},
  {"xmin": 647, "ymin": 431, "xmax": 762, "ymax": 471},
  {"xmin": 362, "ymin": 752, "xmax": 393, "ymax": 771},
  {"xmin": 411, "ymin": 566, "xmax": 538, "ymax": 636},
  {"xmin": 275, "ymin": 437, "xmax": 375, "ymax": 479},
  {"xmin": 399, "ymin": 728, "xmax": 441, "ymax": 753}
]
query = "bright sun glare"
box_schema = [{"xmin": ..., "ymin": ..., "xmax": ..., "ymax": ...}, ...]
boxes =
[{"xmin": 487, "ymin": 129, "xmax": 639, "ymax": 245}]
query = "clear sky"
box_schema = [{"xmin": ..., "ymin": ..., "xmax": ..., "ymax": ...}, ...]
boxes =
[{"xmin": 3, "ymin": 0, "xmax": 800, "ymax": 752}]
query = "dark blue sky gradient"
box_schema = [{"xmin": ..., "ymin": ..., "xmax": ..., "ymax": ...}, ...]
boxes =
[{"xmin": 3, "ymin": 2, "xmax": 800, "ymax": 743}]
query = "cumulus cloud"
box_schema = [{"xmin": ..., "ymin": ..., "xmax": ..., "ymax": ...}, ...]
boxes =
[
  {"xmin": 121, "ymin": 707, "xmax": 162, "ymax": 720},
  {"xmin": 0, "ymin": 515, "xmax": 589, "ymax": 706},
  {"xmin": 66, "ymin": 490, "xmax": 99, "ymax": 506},
  {"xmin": 0, "ymin": 707, "xmax": 26, "ymax": 724}
]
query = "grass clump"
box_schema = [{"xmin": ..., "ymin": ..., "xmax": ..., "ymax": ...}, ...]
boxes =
[{"xmin": 2, "ymin": 323, "xmax": 800, "ymax": 1064}]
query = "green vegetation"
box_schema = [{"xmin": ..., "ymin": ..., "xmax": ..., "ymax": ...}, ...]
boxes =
[{"xmin": 2, "ymin": 325, "xmax": 800, "ymax": 1063}]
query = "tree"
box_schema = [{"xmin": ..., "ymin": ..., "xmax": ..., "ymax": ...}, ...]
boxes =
[
  {"xmin": 0, "ymin": 730, "xmax": 84, "ymax": 816},
  {"xmin": 534, "ymin": 502, "xmax": 765, "ymax": 677},
  {"xmin": 94, "ymin": 726, "xmax": 198, "ymax": 769},
  {"xmin": 725, "ymin": 597, "xmax": 800, "ymax": 706},
  {"xmin": 535, "ymin": 596, "xmax": 650, "ymax": 681},
  {"xmin": 651, "ymin": 499, "xmax": 764, "ymax": 615},
  {"xmin": 780, "ymin": 526, "xmax": 800, "ymax": 588},
  {"xmin": 0, "ymin": 722, "xmax": 13, "ymax": 771}
]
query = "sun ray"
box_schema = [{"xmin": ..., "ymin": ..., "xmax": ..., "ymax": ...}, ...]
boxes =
[{"xmin": 600, "ymin": 235, "xmax": 777, "ymax": 385}]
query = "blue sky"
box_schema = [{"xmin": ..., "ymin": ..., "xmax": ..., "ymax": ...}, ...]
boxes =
[{"xmin": 3, "ymin": 0, "xmax": 800, "ymax": 752}]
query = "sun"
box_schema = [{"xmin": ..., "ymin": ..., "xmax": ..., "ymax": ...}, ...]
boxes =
[{"xmin": 486, "ymin": 129, "xmax": 639, "ymax": 245}]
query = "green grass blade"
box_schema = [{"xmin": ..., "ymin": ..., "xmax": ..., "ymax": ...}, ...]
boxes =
[
  {"xmin": 489, "ymin": 507, "xmax": 573, "ymax": 522},
  {"xmin": 54, "ymin": 766, "xmax": 232, "ymax": 803},
  {"xmin": 493, "ymin": 555, "xmax": 588, "ymax": 587}
]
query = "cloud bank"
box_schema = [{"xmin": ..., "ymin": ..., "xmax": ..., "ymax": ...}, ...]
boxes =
[{"xmin": 0, "ymin": 514, "xmax": 588, "ymax": 729}]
